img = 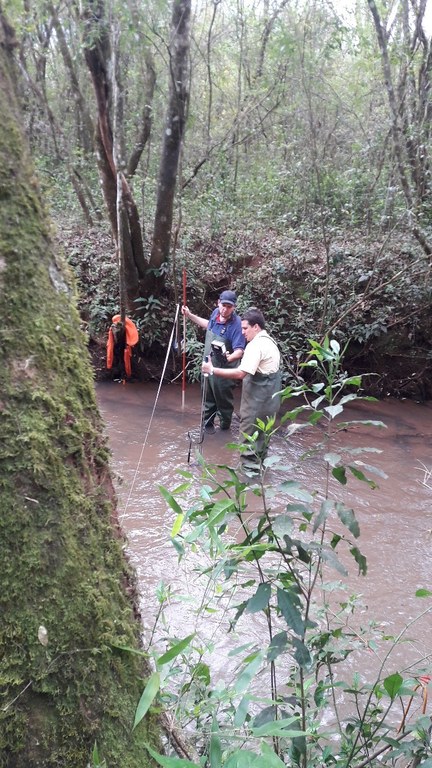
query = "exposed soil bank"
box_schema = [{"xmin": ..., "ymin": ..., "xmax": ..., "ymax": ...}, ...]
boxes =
[{"xmin": 63, "ymin": 225, "xmax": 432, "ymax": 401}]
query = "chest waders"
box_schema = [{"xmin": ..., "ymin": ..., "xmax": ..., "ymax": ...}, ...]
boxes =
[
  {"xmin": 203, "ymin": 327, "xmax": 238, "ymax": 429},
  {"xmin": 240, "ymin": 370, "xmax": 282, "ymax": 460}
]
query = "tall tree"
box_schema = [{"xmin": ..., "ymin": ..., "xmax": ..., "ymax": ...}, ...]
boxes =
[
  {"xmin": 150, "ymin": 0, "xmax": 191, "ymax": 287},
  {"xmin": 82, "ymin": 0, "xmax": 148, "ymax": 311},
  {"xmin": 368, "ymin": 0, "xmax": 432, "ymax": 255},
  {"xmin": 80, "ymin": 0, "xmax": 191, "ymax": 302},
  {"xmin": 0, "ymin": 11, "xmax": 157, "ymax": 765}
]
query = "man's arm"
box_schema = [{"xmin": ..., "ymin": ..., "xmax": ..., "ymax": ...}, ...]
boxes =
[
  {"xmin": 202, "ymin": 359, "xmax": 246, "ymax": 379},
  {"xmin": 182, "ymin": 305, "xmax": 209, "ymax": 330},
  {"xmin": 227, "ymin": 318, "xmax": 246, "ymax": 364},
  {"xmin": 226, "ymin": 347, "xmax": 244, "ymax": 364}
]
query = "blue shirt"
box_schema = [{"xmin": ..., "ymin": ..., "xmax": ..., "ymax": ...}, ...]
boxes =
[{"xmin": 208, "ymin": 309, "xmax": 245, "ymax": 352}]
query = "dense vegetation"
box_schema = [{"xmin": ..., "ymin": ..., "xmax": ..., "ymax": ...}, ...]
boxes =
[
  {"xmin": 7, "ymin": 0, "xmax": 432, "ymax": 396},
  {"xmin": 2, "ymin": 2, "xmax": 432, "ymax": 765},
  {"xmin": 140, "ymin": 340, "xmax": 432, "ymax": 768}
]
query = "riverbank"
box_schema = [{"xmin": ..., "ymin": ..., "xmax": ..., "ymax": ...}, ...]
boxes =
[{"xmin": 64, "ymin": 224, "xmax": 432, "ymax": 400}]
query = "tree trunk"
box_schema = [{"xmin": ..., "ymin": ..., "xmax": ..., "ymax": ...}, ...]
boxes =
[
  {"xmin": 150, "ymin": 0, "xmax": 191, "ymax": 291},
  {"xmin": 0, "ymin": 14, "xmax": 158, "ymax": 766},
  {"xmin": 48, "ymin": 0, "xmax": 94, "ymax": 153},
  {"xmin": 81, "ymin": 0, "xmax": 148, "ymax": 312},
  {"xmin": 368, "ymin": 0, "xmax": 432, "ymax": 256}
]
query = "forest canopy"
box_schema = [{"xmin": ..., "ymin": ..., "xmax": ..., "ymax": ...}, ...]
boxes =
[{"xmin": 5, "ymin": 0, "xmax": 432, "ymax": 397}]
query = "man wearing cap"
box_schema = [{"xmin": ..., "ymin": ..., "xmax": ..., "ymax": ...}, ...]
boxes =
[
  {"xmin": 201, "ymin": 307, "xmax": 282, "ymax": 465},
  {"xmin": 182, "ymin": 291, "xmax": 245, "ymax": 433}
]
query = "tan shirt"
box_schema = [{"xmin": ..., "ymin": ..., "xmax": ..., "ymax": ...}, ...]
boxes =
[{"xmin": 239, "ymin": 331, "xmax": 280, "ymax": 375}]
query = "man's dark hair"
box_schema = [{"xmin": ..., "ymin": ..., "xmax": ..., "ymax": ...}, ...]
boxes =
[{"xmin": 242, "ymin": 307, "xmax": 266, "ymax": 329}]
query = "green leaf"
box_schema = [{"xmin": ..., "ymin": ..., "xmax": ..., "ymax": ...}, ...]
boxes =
[
  {"xmin": 258, "ymin": 743, "xmax": 288, "ymax": 767},
  {"xmin": 311, "ymin": 395, "xmax": 325, "ymax": 408},
  {"xmin": 279, "ymin": 481, "xmax": 314, "ymax": 502},
  {"xmin": 224, "ymin": 751, "xmax": 260, "ymax": 768},
  {"xmin": 133, "ymin": 673, "xmax": 160, "ymax": 729},
  {"xmin": 273, "ymin": 514, "xmax": 293, "ymax": 536},
  {"xmin": 252, "ymin": 705, "xmax": 277, "ymax": 729},
  {"xmin": 292, "ymin": 637, "xmax": 311, "ymax": 668},
  {"xmin": 281, "ymin": 405, "xmax": 312, "ymax": 422},
  {"xmin": 206, "ymin": 498, "xmax": 236, "ymax": 527},
  {"xmin": 313, "ymin": 500, "xmax": 333, "ymax": 533},
  {"xmin": 338, "ymin": 419, "xmax": 386, "ymax": 429},
  {"xmin": 235, "ymin": 652, "xmax": 264, "ymax": 694},
  {"xmin": 332, "ymin": 466, "xmax": 347, "ymax": 485},
  {"xmin": 350, "ymin": 546, "xmax": 367, "ymax": 576},
  {"xmin": 318, "ymin": 546, "xmax": 348, "ymax": 575},
  {"xmin": 343, "ymin": 375, "xmax": 362, "ymax": 387},
  {"xmin": 296, "ymin": 543, "xmax": 311, "ymax": 563},
  {"xmin": 171, "ymin": 513, "xmax": 184, "ymax": 537},
  {"xmin": 170, "ymin": 482, "xmax": 191, "ymax": 494},
  {"xmin": 267, "ymin": 631, "xmax": 288, "ymax": 661},
  {"xmin": 277, "ymin": 588, "xmax": 304, "ymax": 635},
  {"xmin": 224, "ymin": 750, "xmax": 289, "ymax": 768},
  {"xmin": 193, "ymin": 661, "xmax": 210, "ymax": 685},
  {"xmin": 324, "ymin": 452, "xmax": 341, "ymax": 467},
  {"xmin": 352, "ymin": 460, "xmax": 388, "ymax": 479},
  {"xmin": 383, "ymin": 672, "xmax": 403, "ymax": 699},
  {"xmin": 233, "ymin": 695, "xmax": 250, "ymax": 727},
  {"xmin": 228, "ymin": 643, "xmax": 255, "ymax": 657},
  {"xmin": 92, "ymin": 742, "xmax": 106, "ymax": 768},
  {"xmin": 171, "ymin": 537, "xmax": 185, "ymax": 558},
  {"xmin": 145, "ymin": 743, "xmax": 200, "ymax": 767},
  {"xmin": 415, "ymin": 588, "xmax": 432, "ymax": 597},
  {"xmin": 158, "ymin": 485, "xmax": 183, "ymax": 516},
  {"xmin": 348, "ymin": 465, "xmax": 377, "ymax": 489},
  {"xmin": 325, "ymin": 404, "xmax": 344, "ymax": 418},
  {"xmin": 209, "ymin": 727, "xmax": 222, "ymax": 768},
  {"xmin": 231, "ymin": 599, "xmax": 248, "ymax": 627},
  {"xmin": 157, "ymin": 634, "xmax": 195, "ymax": 667},
  {"xmin": 308, "ymin": 410, "xmax": 324, "ymax": 425},
  {"xmin": 252, "ymin": 716, "xmax": 303, "ymax": 737},
  {"xmin": 335, "ymin": 503, "xmax": 360, "ymax": 538},
  {"xmin": 245, "ymin": 583, "xmax": 271, "ymax": 614},
  {"xmin": 339, "ymin": 393, "xmax": 359, "ymax": 405}
]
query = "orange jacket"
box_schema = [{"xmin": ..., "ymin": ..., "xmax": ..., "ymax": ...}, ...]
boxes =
[{"xmin": 106, "ymin": 315, "xmax": 139, "ymax": 377}]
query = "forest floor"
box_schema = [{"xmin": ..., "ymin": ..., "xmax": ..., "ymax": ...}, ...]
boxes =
[{"xmin": 62, "ymin": 224, "xmax": 432, "ymax": 401}]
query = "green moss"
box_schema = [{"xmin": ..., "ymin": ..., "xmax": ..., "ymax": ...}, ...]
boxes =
[{"xmin": 0, "ymin": 25, "xmax": 159, "ymax": 768}]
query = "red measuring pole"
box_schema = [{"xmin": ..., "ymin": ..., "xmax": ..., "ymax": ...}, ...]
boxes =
[{"xmin": 182, "ymin": 268, "xmax": 187, "ymax": 409}]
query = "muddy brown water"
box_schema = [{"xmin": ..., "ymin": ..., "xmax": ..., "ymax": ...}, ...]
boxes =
[{"xmin": 96, "ymin": 382, "xmax": 432, "ymax": 683}]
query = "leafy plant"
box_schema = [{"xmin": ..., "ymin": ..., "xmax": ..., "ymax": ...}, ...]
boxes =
[
  {"xmin": 141, "ymin": 338, "xmax": 431, "ymax": 766},
  {"xmin": 134, "ymin": 295, "xmax": 173, "ymax": 351},
  {"xmin": 91, "ymin": 742, "xmax": 107, "ymax": 768}
]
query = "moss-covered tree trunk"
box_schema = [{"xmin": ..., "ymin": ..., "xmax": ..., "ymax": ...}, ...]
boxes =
[{"xmin": 0, "ymin": 14, "xmax": 157, "ymax": 767}]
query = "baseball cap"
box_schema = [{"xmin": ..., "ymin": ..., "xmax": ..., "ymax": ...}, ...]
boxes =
[{"xmin": 219, "ymin": 290, "xmax": 237, "ymax": 305}]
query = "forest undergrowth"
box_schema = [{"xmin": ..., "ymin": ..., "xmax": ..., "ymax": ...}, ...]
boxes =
[{"xmin": 61, "ymin": 222, "xmax": 432, "ymax": 401}]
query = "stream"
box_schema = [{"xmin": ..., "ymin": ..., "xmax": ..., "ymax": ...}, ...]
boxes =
[{"xmin": 96, "ymin": 381, "xmax": 432, "ymax": 683}]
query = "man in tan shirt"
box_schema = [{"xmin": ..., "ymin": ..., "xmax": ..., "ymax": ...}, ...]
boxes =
[{"xmin": 202, "ymin": 307, "xmax": 282, "ymax": 466}]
